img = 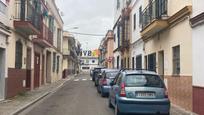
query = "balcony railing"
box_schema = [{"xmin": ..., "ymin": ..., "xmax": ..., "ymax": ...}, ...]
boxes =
[
  {"xmin": 142, "ymin": 0, "xmax": 167, "ymax": 29},
  {"xmin": 37, "ymin": 22, "xmax": 53, "ymax": 45},
  {"xmin": 15, "ymin": 0, "xmax": 41, "ymax": 31}
]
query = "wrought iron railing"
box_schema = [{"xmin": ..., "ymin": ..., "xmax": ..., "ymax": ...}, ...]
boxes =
[
  {"xmin": 142, "ymin": 0, "xmax": 167, "ymax": 29},
  {"xmin": 38, "ymin": 22, "xmax": 53, "ymax": 45},
  {"xmin": 15, "ymin": 0, "xmax": 41, "ymax": 30}
]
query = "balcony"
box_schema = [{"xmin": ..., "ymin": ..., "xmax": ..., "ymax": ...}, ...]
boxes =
[
  {"xmin": 33, "ymin": 23, "xmax": 53, "ymax": 47},
  {"xmin": 141, "ymin": 0, "xmax": 168, "ymax": 38},
  {"xmin": 14, "ymin": 0, "xmax": 41, "ymax": 36}
]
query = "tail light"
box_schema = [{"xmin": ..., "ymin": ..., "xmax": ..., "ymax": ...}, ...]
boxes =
[
  {"xmin": 102, "ymin": 79, "xmax": 107, "ymax": 85},
  {"xmin": 164, "ymin": 87, "xmax": 168, "ymax": 98},
  {"xmin": 120, "ymin": 82, "xmax": 126, "ymax": 97}
]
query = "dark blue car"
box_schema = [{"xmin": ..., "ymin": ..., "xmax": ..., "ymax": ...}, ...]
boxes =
[{"xmin": 97, "ymin": 69, "xmax": 119, "ymax": 97}]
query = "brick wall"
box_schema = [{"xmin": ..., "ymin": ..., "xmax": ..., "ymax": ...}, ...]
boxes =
[
  {"xmin": 165, "ymin": 76, "xmax": 192, "ymax": 111},
  {"xmin": 6, "ymin": 68, "xmax": 26, "ymax": 98},
  {"xmin": 193, "ymin": 86, "xmax": 204, "ymax": 115}
]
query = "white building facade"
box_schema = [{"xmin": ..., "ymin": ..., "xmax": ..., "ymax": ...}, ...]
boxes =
[
  {"xmin": 129, "ymin": 0, "xmax": 144, "ymax": 70},
  {"xmin": 190, "ymin": 0, "xmax": 204, "ymax": 114}
]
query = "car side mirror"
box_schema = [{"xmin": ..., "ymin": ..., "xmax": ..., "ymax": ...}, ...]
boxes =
[{"xmin": 110, "ymin": 81, "xmax": 114, "ymax": 86}]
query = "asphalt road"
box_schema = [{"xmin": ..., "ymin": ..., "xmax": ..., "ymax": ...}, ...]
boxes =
[
  {"xmin": 19, "ymin": 73, "xmax": 114, "ymax": 115},
  {"xmin": 18, "ymin": 73, "xmax": 190, "ymax": 115}
]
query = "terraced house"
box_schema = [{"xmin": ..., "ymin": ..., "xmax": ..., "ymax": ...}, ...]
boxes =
[
  {"xmin": 112, "ymin": 0, "xmax": 194, "ymax": 112},
  {"xmin": 141, "ymin": 0, "xmax": 192, "ymax": 111},
  {"xmin": 0, "ymin": 0, "xmax": 64, "ymax": 99}
]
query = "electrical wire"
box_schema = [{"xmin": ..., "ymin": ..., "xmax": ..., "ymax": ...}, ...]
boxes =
[{"xmin": 69, "ymin": 32, "xmax": 105, "ymax": 37}]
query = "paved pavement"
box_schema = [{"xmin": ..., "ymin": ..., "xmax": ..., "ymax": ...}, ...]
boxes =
[
  {"xmin": 17, "ymin": 73, "xmax": 194, "ymax": 115},
  {"xmin": 0, "ymin": 75, "xmax": 75, "ymax": 115}
]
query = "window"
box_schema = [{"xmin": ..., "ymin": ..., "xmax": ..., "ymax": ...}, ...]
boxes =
[
  {"xmin": 116, "ymin": 0, "xmax": 120, "ymax": 9},
  {"xmin": 173, "ymin": 45, "xmax": 180, "ymax": 75},
  {"xmin": 56, "ymin": 56, "xmax": 60, "ymax": 73},
  {"xmin": 92, "ymin": 60, "xmax": 95, "ymax": 63},
  {"xmin": 53, "ymin": 52, "xmax": 56, "ymax": 72},
  {"xmin": 15, "ymin": 41, "xmax": 23, "ymax": 69},
  {"xmin": 57, "ymin": 28, "xmax": 62, "ymax": 50},
  {"xmin": 117, "ymin": 56, "xmax": 119, "ymax": 69},
  {"xmin": 148, "ymin": 53, "xmax": 156, "ymax": 72},
  {"xmin": 136, "ymin": 55, "xmax": 142, "ymax": 69},
  {"xmin": 132, "ymin": 57, "xmax": 134, "ymax": 70},
  {"xmin": 139, "ymin": 6, "xmax": 142, "ymax": 26},
  {"xmin": 133, "ymin": 13, "xmax": 136, "ymax": 30},
  {"xmin": 117, "ymin": 26, "xmax": 120, "ymax": 48},
  {"xmin": 127, "ymin": 57, "xmax": 130, "ymax": 69},
  {"xmin": 116, "ymin": 73, "xmax": 122, "ymax": 85}
]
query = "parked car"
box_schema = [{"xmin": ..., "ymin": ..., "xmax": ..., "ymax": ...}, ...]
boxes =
[
  {"xmin": 108, "ymin": 69, "xmax": 170, "ymax": 115},
  {"xmin": 97, "ymin": 69, "xmax": 119, "ymax": 97},
  {"xmin": 91, "ymin": 67, "xmax": 105, "ymax": 81},
  {"xmin": 94, "ymin": 68, "xmax": 108, "ymax": 86}
]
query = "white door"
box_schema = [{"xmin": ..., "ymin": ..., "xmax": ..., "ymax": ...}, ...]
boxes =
[{"xmin": 0, "ymin": 48, "xmax": 5, "ymax": 100}]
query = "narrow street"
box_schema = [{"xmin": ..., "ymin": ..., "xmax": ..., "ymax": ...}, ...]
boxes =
[
  {"xmin": 19, "ymin": 73, "xmax": 114, "ymax": 115},
  {"xmin": 16, "ymin": 73, "xmax": 191, "ymax": 115}
]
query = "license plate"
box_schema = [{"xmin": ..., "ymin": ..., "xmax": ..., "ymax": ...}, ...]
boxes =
[{"xmin": 136, "ymin": 92, "xmax": 155, "ymax": 98}]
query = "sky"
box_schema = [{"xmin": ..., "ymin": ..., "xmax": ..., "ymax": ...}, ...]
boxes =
[{"xmin": 56, "ymin": 0, "xmax": 114, "ymax": 50}]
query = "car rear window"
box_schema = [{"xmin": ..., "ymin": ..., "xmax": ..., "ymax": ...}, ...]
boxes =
[
  {"xmin": 125, "ymin": 74, "xmax": 164, "ymax": 88},
  {"xmin": 106, "ymin": 72, "xmax": 118, "ymax": 79}
]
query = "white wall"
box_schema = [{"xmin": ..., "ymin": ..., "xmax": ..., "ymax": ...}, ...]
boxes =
[
  {"xmin": 192, "ymin": 0, "xmax": 204, "ymax": 17},
  {"xmin": 130, "ymin": 0, "xmax": 142, "ymax": 44},
  {"xmin": 192, "ymin": 25, "xmax": 204, "ymax": 87},
  {"xmin": 192, "ymin": 0, "xmax": 204, "ymax": 87}
]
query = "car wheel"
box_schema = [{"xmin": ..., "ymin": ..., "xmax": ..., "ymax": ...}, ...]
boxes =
[
  {"xmin": 101, "ymin": 89, "xmax": 105, "ymax": 97},
  {"xmin": 97, "ymin": 86, "xmax": 100, "ymax": 93},
  {"xmin": 108, "ymin": 98, "xmax": 113, "ymax": 108},
  {"xmin": 115, "ymin": 104, "xmax": 122, "ymax": 115}
]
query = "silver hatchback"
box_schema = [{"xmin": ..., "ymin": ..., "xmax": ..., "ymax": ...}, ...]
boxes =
[{"xmin": 109, "ymin": 70, "xmax": 170, "ymax": 115}]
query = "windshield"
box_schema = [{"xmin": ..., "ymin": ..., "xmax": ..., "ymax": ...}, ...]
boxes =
[
  {"xmin": 106, "ymin": 72, "xmax": 118, "ymax": 79},
  {"xmin": 125, "ymin": 74, "xmax": 164, "ymax": 88}
]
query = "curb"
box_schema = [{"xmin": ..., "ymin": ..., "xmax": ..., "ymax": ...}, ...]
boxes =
[
  {"xmin": 12, "ymin": 92, "xmax": 50, "ymax": 115},
  {"xmin": 11, "ymin": 77, "xmax": 74, "ymax": 115},
  {"xmin": 171, "ymin": 104, "xmax": 198, "ymax": 115}
]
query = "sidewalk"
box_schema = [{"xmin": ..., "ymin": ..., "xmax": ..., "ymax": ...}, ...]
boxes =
[{"xmin": 0, "ymin": 75, "xmax": 75, "ymax": 115}]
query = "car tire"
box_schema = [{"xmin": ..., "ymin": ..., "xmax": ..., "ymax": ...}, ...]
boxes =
[
  {"xmin": 101, "ymin": 89, "xmax": 105, "ymax": 97},
  {"xmin": 115, "ymin": 104, "xmax": 122, "ymax": 115},
  {"xmin": 97, "ymin": 86, "xmax": 100, "ymax": 93},
  {"xmin": 108, "ymin": 98, "xmax": 113, "ymax": 108}
]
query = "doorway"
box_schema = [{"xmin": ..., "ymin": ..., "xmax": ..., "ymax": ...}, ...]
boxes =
[
  {"xmin": 158, "ymin": 51, "xmax": 164, "ymax": 79},
  {"xmin": 0, "ymin": 48, "xmax": 5, "ymax": 100},
  {"xmin": 34, "ymin": 53, "xmax": 40, "ymax": 88},
  {"xmin": 26, "ymin": 48, "xmax": 32, "ymax": 89},
  {"xmin": 46, "ymin": 51, "xmax": 51, "ymax": 83}
]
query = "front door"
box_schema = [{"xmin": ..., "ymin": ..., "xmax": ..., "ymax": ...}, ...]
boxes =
[
  {"xmin": 34, "ymin": 53, "xmax": 40, "ymax": 88},
  {"xmin": 26, "ymin": 48, "xmax": 32, "ymax": 89},
  {"xmin": 158, "ymin": 51, "xmax": 164, "ymax": 79},
  {"xmin": 0, "ymin": 48, "xmax": 5, "ymax": 100}
]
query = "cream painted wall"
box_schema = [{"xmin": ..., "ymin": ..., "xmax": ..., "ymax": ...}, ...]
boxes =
[
  {"xmin": 144, "ymin": 19, "xmax": 192, "ymax": 76},
  {"xmin": 168, "ymin": 0, "xmax": 192, "ymax": 16}
]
